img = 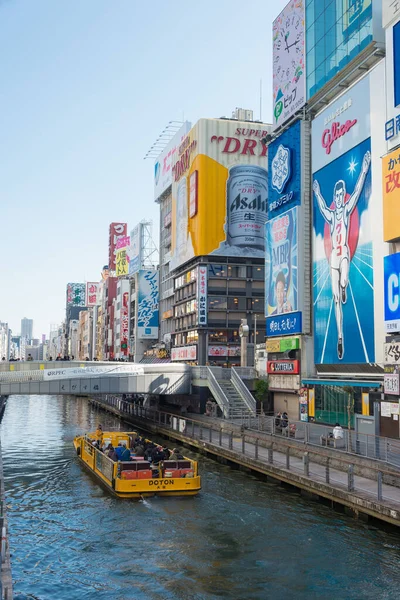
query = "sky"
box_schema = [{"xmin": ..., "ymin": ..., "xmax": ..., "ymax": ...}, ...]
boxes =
[{"xmin": 0, "ymin": 0, "xmax": 288, "ymax": 338}]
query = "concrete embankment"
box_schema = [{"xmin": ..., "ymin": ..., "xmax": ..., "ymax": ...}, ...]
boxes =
[
  {"xmin": 0, "ymin": 433, "xmax": 13, "ymax": 599},
  {"xmin": 90, "ymin": 397, "xmax": 400, "ymax": 528}
]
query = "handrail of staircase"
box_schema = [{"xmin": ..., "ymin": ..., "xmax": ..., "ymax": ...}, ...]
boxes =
[
  {"xmin": 231, "ymin": 367, "xmax": 257, "ymax": 415},
  {"xmin": 206, "ymin": 367, "xmax": 230, "ymax": 418}
]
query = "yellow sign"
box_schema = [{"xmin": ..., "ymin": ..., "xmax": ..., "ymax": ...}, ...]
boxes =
[
  {"xmin": 382, "ymin": 148, "xmax": 400, "ymax": 242},
  {"xmin": 116, "ymin": 248, "xmax": 129, "ymax": 276},
  {"xmin": 170, "ymin": 118, "xmax": 269, "ymax": 271},
  {"xmin": 266, "ymin": 339, "xmax": 281, "ymax": 353}
]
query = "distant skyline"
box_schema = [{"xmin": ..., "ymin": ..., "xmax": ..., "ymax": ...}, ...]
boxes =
[{"xmin": 0, "ymin": 0, "xmax": 288, "ymax": 336}]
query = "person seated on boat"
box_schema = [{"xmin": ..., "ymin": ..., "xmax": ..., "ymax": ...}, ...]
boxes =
[
  {"xmin": 163, "ymin": 446, "xmax": 171, "ymax": 459},
  {"xmin": 170, "ymin": 448, "xmax": 184, "ymax": 460},
  {"xmin": 151, "ymin": 445, "xmax": 165, "ymax": 465},
  {"xmin": 119, "ymin": 445, "xmax": 131, "ymax": 461},
  {"xmin": 114, "ymin": 442, "xmax": 126, "ymax": 460},
  {"xmin": 144, "ymin": 443, "xmax": 155, "ymax": 461},
  {"xmin": 133, "ymin": 445, "xmax": 145, "ymax": 457},
  {"xmin": 107, "ymin": 444, "xmax": 118, "ymax": 461}
]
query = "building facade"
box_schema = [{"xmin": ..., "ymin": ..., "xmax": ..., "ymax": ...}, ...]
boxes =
[{"xmin": 20, "ymin": 318, "xmax": 33, "ymax": 342}]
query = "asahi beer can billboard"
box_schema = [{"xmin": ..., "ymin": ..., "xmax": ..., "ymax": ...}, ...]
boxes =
[{"xmin": 170, "ymin": 118, "xmax": 271, "ymax": 271}]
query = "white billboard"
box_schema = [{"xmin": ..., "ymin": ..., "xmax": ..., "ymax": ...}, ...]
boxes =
[
  {"xmin": 129, "ymin": 224, "xmax": 141, "ymax": 275},
  {"xmin": 272, "ymin": 0, "xmax": 306, "ymax": 129},
  {"xmin": 154, "ymin": 122, "xmax": 191, "ymax": 199}
]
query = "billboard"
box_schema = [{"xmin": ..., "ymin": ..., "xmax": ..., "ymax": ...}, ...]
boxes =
[
  {"xmin": 312, "ymin": 77, "xmax": 374, "ymax": 364},
  {"xmin": 197, "ymin": 265, "xmax": 207, "ymax": 326},
  {"xmin": 120, "ymin": 292, "xmax": 129, "ymax": 355},
  {"xmin": 154, "ymin": 122, "xmax": 192, "ymax": 199},
  {"xmin": 66, "ymin": 283, "xmax": 86, "ymax": 307},
  {"xmin": 115, "ymin": 236, "xmax": 130, "ymax": 277},
  {"xmin": 272, "ymin": 0, "xmax": 305, "ymax": 129},
  {"xmin": 137, "ymin": 270, "xmax": 159, "ymax": 339},
  {"xmin": 129, "ymin": 224, "xmax": 141, "ymax": 275},
  {"xmin": 265, "ymin": 207, "xmax": 298, "ymax": 319},
  {"xmin": 86, "ymin": 282, "xmax": 100, "ymax": 307},
  {"xmin": 384, "ymin": 253, "xmax": 400, "ymax": 333},
  {"xmin": 170, "ymin": 118, "xmax": 270, "ymax": 271},
  {"xmin": 171, "ymin": 346, "xmax": 197, "ymax": 361},
  {"xmin": 382, "ymin": 148, "xmax": 400, "ymax": 242},
  {"xmin": 268, "ymin": 120, "xmax": 302, "ymax": 219},
  {"xmin": 108, "ymin": 223, "xmax": 127, "ymax": 271}
]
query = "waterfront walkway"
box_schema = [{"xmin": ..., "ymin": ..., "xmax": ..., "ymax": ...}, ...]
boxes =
[{"xmin": 91, "ymin": 397, "xmax": 400, "ymax": 527}]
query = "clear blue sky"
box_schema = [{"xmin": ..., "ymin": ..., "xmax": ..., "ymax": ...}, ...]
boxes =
[{"xmin": 0, "ymin": 0, "xmax": 288, "ymax": 338}]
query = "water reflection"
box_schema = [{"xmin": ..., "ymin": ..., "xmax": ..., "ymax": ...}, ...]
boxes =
[{"xmin": 3, "ymin": 395, "xmax": 400, "ymax": 600}]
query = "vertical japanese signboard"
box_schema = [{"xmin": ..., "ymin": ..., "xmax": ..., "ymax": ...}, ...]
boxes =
[
  {"xmin": 129, "ymin": 224, "xmax": 141, "ymax": 275},
  {"xmin": 197, "ymin": 265, "xmax": 208, "ymax": 326},
  {"xmin": 86, "ymin": 282, "xmax": 100, "ymax": 306},
  {"xmin": 137, "ymin": 270, "xmax": 159, "ymax": 339},
  {"xmin": 120, "ymin": 292, "xmax": 129, "ymax": 355},
  {"xmin": 115, "ymin": 236, "xmax": 130, "ymax": 277},
  {"xmin": 109, "ymin": 223, "xmax": 127, "ymax": 271},
  {"xmin": 382, "ymin": 148, "xmax": 400, "ymax": 242}
]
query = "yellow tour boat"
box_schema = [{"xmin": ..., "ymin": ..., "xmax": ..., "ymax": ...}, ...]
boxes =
[{"xmin": 73, "ymin": 430, "xmax": 201, "ymax": 498}]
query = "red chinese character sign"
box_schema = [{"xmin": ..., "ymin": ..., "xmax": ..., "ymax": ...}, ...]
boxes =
[{"xmin": 86, "ymin": 282, "xmax": 100, "ymax": 307}]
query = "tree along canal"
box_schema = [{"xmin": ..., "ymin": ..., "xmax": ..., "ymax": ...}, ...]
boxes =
[{"xmin": 2, "ymin": 395, "xmax": 400, "ymax": 600}]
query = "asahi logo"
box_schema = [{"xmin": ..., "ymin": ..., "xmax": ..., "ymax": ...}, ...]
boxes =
[{"xmin": 230, "ymin": 194, "xmax": 267, "ymax": 213}]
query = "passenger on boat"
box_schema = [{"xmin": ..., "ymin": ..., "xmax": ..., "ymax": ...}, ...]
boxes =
[
  {"xmin": 133, "ymin": 445, "xmax": 145, "ymax": 457},
  {"xmin": 151, "ymin": 446, "xmax": 165, "ymax": 465},
  {"xmin": 120, "ymin": 446, "xmax": 131, "ymax": 461},
  {"xmin": 163, "ymin": 446, "xmax": 171, "ymax": 459},
  {"xmin": 107, "ymin": 444, "xmax": 118, "ymax": 461},
  {"xmin": 95, "ymin": 425, "xmax": 103, "ymax": 445},
  {"xmin": 144, "ymin": 443, "xmax": 155, "ymax": 461},
  {"xmin": 170, "ymin": 448, "xmax": 184, "ymax": 460}
]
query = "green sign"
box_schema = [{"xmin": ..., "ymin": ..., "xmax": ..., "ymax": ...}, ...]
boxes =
[{"xmin": 279, "ymin": 337, "xmax": 300, "ymax": 352}]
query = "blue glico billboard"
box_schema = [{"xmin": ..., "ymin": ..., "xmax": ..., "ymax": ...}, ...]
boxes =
[{"xmin": 384, "ymin": 253, "xmax": 400, "ymax": 334}]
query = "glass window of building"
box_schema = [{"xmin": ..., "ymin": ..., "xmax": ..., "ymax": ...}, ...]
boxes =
[
  {"xmin": 227, "ymin": 297, "xmax": 246, "ymax": 310},
  {"xmin": 208, "ymin": 264, "xmax": 227, "ymax": 277},
  {"xmin": 209, "ymin": 330, "xmax": 228, "ymax": 343},
  {"xmin": 306, "ymin": 0, "xmax": 373, "ymax": 100},
  {"xmin": 208, "ymin": 297, "xmax": 228, "ymax": 310}
]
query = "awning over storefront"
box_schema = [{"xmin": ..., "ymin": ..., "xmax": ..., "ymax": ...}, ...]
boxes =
[{"xmin": 302, "ymin": 379, "xmax": 381, "ymax": 388}]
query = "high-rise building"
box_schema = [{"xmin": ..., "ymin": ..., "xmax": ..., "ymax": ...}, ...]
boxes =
[{"xmin": 21, "ymin": 317, "xmax": 33, "ymax": 341}]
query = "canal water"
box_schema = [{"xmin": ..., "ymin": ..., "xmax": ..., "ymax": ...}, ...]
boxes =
[{"xmin": 2, "ymin": 395, "xmax": 400, "ymax": 600}]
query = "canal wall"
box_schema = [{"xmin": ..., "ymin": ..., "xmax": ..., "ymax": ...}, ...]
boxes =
[
  {"xmin": 89, "ymin": 397, "xmax": 400, "ymax": 528},
  {"xmin": 0, "ymin": 438, "xmax": 13, "ymax": 599}
]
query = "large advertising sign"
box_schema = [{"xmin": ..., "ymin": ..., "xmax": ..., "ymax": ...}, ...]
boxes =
[
  {"xmin": 115, "ymin": 236, "xmax": 130, "ymax": 277},
  {"xmin": 384, "ymin": 22, "xmax": 400, "ymax": 149},
  {"xmin": 129, "ymin": 224, "xmax": 141, "ymax": 275},
  {"xmin": 86, "ymin": 282, "xmax": 100, "ymax": 306},
  {"xmin": 171, "ymin": 346, "xmax": 197, "ymax": 361},
  {"xmin": 265, "ymin": 207, "xmax": 299, "ymax": 321},
  {"xmin": 66, "ymin": 283, "xmax": 86, "ymax": 307},
  {"xmin": 154, "ymin": 122, "xmax": 191, "ymax": 199},
  {"xmin": 382, "ymin": 148, "xmax": 400, "ymax": 241},
  {"xmin": 268, "ymin": 120, "xmax": 301, "ymax": 218},
  {"xmin": 170, "ymin": 118, "xmax": 270, "ymax": 271},
  {"xmin": 109, "ymin": 223, "xmax": 127, "ymax": 272},
  {"xmin": 384, "ymin": 253, "xmax": 400, "ymax": 333},
  {"xmin": 272, "ymin": 0, "xmax": 305, "ymax": 129},
  {"xmin": 312, "ymin": 77, "xmax": 374, "ymax": 364},
  {"xmin": 137, "ymin": 270, "xmax": 159, "ymax": 339}
]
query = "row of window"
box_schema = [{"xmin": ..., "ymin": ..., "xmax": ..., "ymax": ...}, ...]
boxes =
[
  {"xmin": 174, "ymin": 330, "xmax": 199, "ymax": 346},
  {"xmin": 208, "ymin": 296, "xmax": 263, "ymax": 311},
  {"xmin": 174, "ymin": 269, "xmax": 197, "ymax": 290},
  {"xmin": 174, "ymin": 299, "xmax": 197, "ymax": 317},
  {"xmin": 208, "ymin": 265, "xmax": 264, "ymax": 279}
]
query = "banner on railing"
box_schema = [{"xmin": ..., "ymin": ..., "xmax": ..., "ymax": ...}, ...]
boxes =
[{"xmin": 43, "ymin": 365, "xmax": 144, "ymax": 379}]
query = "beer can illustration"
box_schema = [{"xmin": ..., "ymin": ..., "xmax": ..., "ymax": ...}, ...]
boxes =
[{"xmin": 226, "ymin": 165, "xmax": 268, "ymax": 250}]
